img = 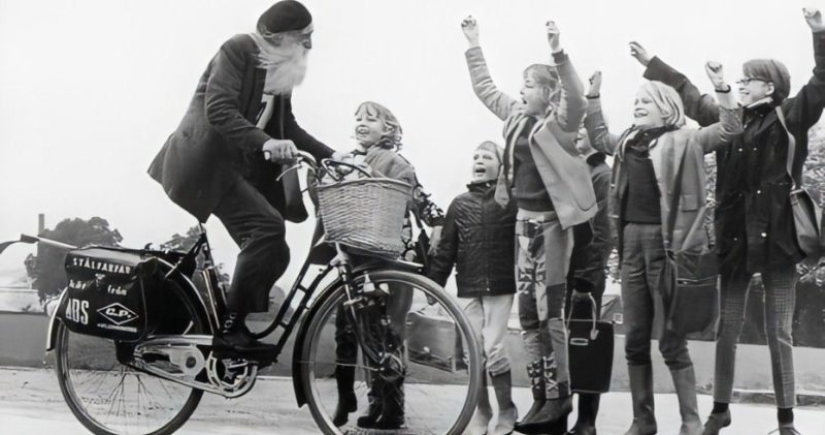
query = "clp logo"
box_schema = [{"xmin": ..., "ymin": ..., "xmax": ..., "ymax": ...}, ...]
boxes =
[{"xmin": 97, "ymin": 303, "xmax": 138, "ymax": 326}]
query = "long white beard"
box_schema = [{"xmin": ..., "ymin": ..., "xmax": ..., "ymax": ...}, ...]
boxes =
[{"xmin": 250, "ymin": 33, "xmax": 309, "ymax": 95}]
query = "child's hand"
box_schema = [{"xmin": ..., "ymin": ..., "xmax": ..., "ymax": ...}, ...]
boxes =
[
  {"xmin": 461, "ymin": 15, "xmax": 480, "ymax": 47},
  {"xmin": 704, "ymin": 61, "xmax": 727, "ymax": 91},
  {"xmin": 629, "ymin": 41, "xmax": 652, "ymax": 67},
  {"xmin": 587, "ymin": 71, "xmax": 602, "ymax": 98},
  {"xmin": 804, "ymin": 7, "xmax": 825, "ymax": 32},
  {"xmin": 546, "ymin": 20, "xmax": 561, "ymax": 53}
]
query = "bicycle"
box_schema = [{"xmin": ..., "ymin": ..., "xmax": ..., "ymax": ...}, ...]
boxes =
[{"xmin": 8, "ymin": 152, "xmax": 482, "ymax": 435}]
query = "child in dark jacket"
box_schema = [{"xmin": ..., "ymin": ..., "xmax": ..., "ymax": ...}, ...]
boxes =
[{"xmin": 428, "ymin": 141, "xmax": 518, "ymax": 435}]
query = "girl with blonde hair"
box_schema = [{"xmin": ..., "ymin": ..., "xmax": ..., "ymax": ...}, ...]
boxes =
[{"xmin": 584, "ymin": 68, "xmax": 742, "ymax": 435}]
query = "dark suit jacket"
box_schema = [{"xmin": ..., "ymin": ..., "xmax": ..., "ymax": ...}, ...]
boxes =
[{"xmin": 148, "ymin": 34, "xmax": 333, "ymax": 223}]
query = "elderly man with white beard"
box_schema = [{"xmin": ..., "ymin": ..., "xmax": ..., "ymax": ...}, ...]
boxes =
[{"xmin": 149, "ymin": 0, "xmax": 337, "ymax": 350}]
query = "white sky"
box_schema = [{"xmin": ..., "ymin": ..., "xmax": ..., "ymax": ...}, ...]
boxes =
[{"xmin": 0, "ymin": 0, "xmax": 821, "ymax": 283}]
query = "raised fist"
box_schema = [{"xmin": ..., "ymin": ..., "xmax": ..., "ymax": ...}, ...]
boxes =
[
  {"xmin": 461, "ymin": 15, "xmax": 480, "ymax": 46},
  {"xmin": 804, "ymin": 7, "xmax": 825, "ymax": 32},
  {"xmin": 705, "ymin": 61, "xmax": 727, "ymax": 90},
  {"xmin": 587, "ymin": 71, "xmax": 602, "ymax": 97},
  {"xmin": 546, "ymin": 20, "xmax": 561, "ymax": 52}
]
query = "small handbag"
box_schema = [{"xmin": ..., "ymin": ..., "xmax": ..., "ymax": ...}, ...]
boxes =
[
  {"xmin": 566, "ymin": 294, "xmax": 614, "ymax": 394},
  {"xmin": 776, "ymin": 106, "xmax": 823, "ymax": 261}
]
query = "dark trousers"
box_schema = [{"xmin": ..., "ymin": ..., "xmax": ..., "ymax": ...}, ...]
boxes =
[
  {"xmin": 621, "ymin": 223, "xmax": 692, "ymax": 369},
  {"xmin": 213, "ymin": 179, "xmax": 290, "ymax": 315}
]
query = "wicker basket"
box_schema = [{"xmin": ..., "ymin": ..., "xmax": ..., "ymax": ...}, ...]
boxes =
[{"xmin": 316, "ymin": 178, "xmax": 412, "ymax": 258}]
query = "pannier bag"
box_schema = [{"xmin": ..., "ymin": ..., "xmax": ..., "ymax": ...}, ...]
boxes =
[{"xmin": 57, "ymin": 247, "xmax": 161, "ymax": 342}]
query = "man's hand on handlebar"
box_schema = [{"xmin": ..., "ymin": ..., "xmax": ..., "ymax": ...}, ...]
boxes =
[{"xmin": 262, "ymin": 139, "xmax": 298, "ymax": 163}]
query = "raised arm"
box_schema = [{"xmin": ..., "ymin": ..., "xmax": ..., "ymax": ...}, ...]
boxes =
[
  {"xmin": 462, "ymin": 15, "xmax": 521, "ymax": 121},
  {"xmin": 783, "ymin": 8, "xmax": 825, "ymax": 135},
  {"xmin": 693, "ymin": 62, "xmax": 744, "ymax": 152},
  {"xmin": 583, "ymin": 71, "xmax": 620, "ymax": 155},
  {"xmin": 631, "ymin": 41, "xmax": 722, "ymax": 127},
  {"xmin": 547, "ymin": 21, "xmax": 587, "ymax": 132}
]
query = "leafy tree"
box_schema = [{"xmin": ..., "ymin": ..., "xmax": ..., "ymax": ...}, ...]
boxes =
[
  {"xmin": 28, "ymin": 217, "xmax": 122, "ymax": 300},
  {"xmin": 161, "ymin": 226, "xmax": 202, "ymax": 252}
]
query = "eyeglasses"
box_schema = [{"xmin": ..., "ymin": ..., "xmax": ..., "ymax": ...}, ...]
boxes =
[{"xmin": 736, "ymin": 77, "xmax": 768, "ymax": 86}]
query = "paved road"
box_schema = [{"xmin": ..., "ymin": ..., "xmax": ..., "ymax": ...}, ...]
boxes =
[{"xmin": 2, "ymin": 367, "xmax": 824, "ymax": 435}]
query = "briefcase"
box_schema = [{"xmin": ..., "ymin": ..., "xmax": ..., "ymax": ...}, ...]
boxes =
[
  {"xmin": 405, "ymin": 308, "xmax": 467, "ymax": 372},
  {"xmin": 567, "ymin": 296, "xmax": 614, "ymax": 393}
]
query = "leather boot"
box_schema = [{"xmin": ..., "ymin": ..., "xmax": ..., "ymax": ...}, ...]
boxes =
[
  {"xmin": 515, "ymin": 355, "xmax": 572, "ymax": 435},
  {"xmin": 467, "ymin": 375, "xmax": 493, "ymax": 435},
  {"xmin": 670, "ymin": 366, "xmax": 702, "ymax": 435},
  {"xmin": 514, "ymin": 361, "xmax": 545, "ymax": 431},
  {"xmin": 374, "ymin": 375, "xmax": 405, "ymax": 430},
  {"xmin": 623, "ymin": 364, "xmax": 657, "ymax": 435},
  {"xmin": 491, "ymin": 371, "xmax": 518, "ymax": 435},
  {"xmin": 702, "ymin": 409, "xmax": 731, "ymax": 435},
  {"xmin": 356, "ymin": 377, "xmax": 383, "ymax": 428},
  {"xmin": 566, "ymin": 393, "xmax": 600, "ymax": 435},
  {"xmin": 332, "ymin": 366, "xmax": 357, "ymax": 426}
]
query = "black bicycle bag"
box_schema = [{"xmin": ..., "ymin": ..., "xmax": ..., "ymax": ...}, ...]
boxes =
[{"xmin": 57, "ymin": 247, "xmax": 163, "ymax": 342}]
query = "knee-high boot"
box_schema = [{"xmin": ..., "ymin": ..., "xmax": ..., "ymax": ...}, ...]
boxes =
[
  {"xmin": 623, "ymin": 364, "xmax": 657, "ymax": 435},
  {"xmin": 332, "ymin": 366, "xmax": 357, "ymax": 427},
  {"xmin": 670, "ymin": 366, "xmax": 702, "ymax": 435},
  {"xmin": 514, "ymin": 355, "xmax": 572, "ymax": 435}
]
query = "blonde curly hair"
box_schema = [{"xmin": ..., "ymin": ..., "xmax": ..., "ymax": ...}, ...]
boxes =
[{"xmin": 355, "ymin": 101, "xmax": 404, "ymax": 150}]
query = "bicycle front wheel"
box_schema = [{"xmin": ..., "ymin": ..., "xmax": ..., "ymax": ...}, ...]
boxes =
[
  {"xmin": 54, "ymin": 273, "xmax": 206, "ymax": 435},
  {"xmin": 299, "ymin": 269, "xmax": 482, "ymax": 435}
]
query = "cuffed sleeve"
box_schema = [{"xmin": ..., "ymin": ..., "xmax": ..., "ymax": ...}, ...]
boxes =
[
  {"xmin": 583, "ymin": 97, "xmax": 619, "ymax": 156},
  {"xmin": 644, "ymin": 56, "xmax": 721, "ymax": 127},
  {"xmin": 552, "ymin": 52, "xmax": 587, "ymax": 132},
  {"xmin": 427, "ymin": 201, "xmax": 458, "ymax": 287}
]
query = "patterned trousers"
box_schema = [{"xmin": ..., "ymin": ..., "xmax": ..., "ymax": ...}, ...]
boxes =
[
  {"xmin": 515, "ymin": 209, "xmax": 574, "ymax": 398},
  {"xmin": 715, "ymin": 262, "xmax": 797, "ymax": 407}
]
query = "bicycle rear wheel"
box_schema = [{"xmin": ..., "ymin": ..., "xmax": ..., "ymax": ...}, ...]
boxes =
[
  {"xmin": 54, "ymin": 273, "xmax": 206, "ymax": 435},
  {"xmin": 299, "ymin": 269, "xmax": 482, "ymax": 435}
]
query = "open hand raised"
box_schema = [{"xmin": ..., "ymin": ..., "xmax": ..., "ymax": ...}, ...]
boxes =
[{"xmin": 629, "ymin": 41, "xmax": 651, "ymax": 67}]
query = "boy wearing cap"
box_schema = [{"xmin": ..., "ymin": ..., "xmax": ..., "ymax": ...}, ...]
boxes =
[
  {"xmin": 628, "ymin": 8, "xmax": 825, "ymax": 435},
  {"xmin": 148, "ymin": 1, "xmax": 338, "ymax": 350},
  {"xmin": 428, "ymin": 141, "xmax": 519, "ymax": 435}
]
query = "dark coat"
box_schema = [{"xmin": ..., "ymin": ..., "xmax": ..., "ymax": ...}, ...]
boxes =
[
  {"xmin": 585, "ymin": 97, "xmax": 742, "ymax": 263},
  {"xmin": 428, "ymin": 181, "xmax": 517, "ymax": 298},
  {"xmin": 644, "ymin": 31, "xmax": 825, "ymax": 272},
  {"xmin": 148, "ymin": 34, "xmax": 334, "ymax": 223},
  {"xmin": 569, "ymin": 152, "xmax": 613, "ymax": 290}
]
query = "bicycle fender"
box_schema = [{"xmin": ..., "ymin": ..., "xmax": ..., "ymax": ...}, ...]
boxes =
[
  {"xmin": 45, "ymin": 288, "xmax": 69, "ymax": 352},
  {"xmin": 291, "ymin": 276, "xmax": 342, "ymax": 407}
]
